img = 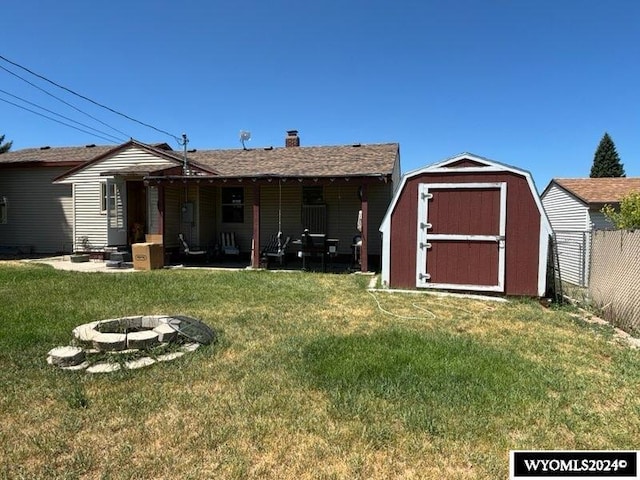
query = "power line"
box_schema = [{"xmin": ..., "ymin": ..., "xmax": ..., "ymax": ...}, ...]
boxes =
[
  {"xmin": 0, "ymin": 88, "xmax": 126, "ymax": 143},
  {"xmin": 0, "ymin": 54, "xmax": 182, "ymax": 143},
  {"xmin": 0, "ymin": 63, "xmax": 131, "ymax": 139},
  {"xmin": 0, "ymin": 97, "xmax": 121, "ymax": 144}
]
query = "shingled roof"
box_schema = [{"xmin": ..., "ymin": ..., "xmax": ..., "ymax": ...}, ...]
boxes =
[
  {"xmin": 2, "ymin": 140, "xmax": 399, "ymax": 179},
  {"xmin": 553, "ymin": 178, "xmax": 640, "ymax": 204},
  {"xmin": 0, "ymin": 144, "xmax": 114, "ymax": 165},
  {"xmin": 185, "ymin": 143, "xmax": 399, "ymax": 177}
]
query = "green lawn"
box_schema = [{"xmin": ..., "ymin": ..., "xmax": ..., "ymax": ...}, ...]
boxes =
[{"xmin": 0, "ymin": 262, "xmax": 638, "ymax": 479}]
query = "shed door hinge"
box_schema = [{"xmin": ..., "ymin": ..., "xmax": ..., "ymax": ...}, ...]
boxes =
[
  {"xmin": 419, "ymin": 222, "xmax": 432, "ymax": 230},
  {"xmin": 419, "ymin": 242, "xmax": 432, "ymax": 250},
  {"xmin": 421, "ymin": 192, "xmax": 433, "ymax": 200},
  {"xmin": 418, "ymin": 273, "xmax": 431, "ymax": 281}
]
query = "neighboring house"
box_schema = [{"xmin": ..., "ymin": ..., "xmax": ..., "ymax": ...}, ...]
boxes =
[
  {"xmin": 380, "ymin": 153, "xmax": 552, "ymax": 296},
  {"xmin": 2, "ymin": 131, "xmax": 400, "ymax": 271},
  {"xmin": 541, "ymin": 177, "xmax": 640, "ymax": 286},
  {"xmin": 0, "ymin": 144, "xmax": 113, "ymax": 254}
]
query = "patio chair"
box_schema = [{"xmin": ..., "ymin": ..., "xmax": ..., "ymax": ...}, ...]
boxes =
[
  {"xmin": 178, "ymin": 233, "xmax": 208, "ymax": 264},
  {"xmin": 261, "ymin": 233, "xmax": 291, "ymax": 266},
  {"xmin": 220, "ymin": 232, "xmax": 240, "ymax": 257}
]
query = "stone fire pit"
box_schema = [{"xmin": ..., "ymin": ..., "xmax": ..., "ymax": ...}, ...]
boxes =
[{"xmin": 47, "ymin": 315, "xmax": 215, "ymax": 373}]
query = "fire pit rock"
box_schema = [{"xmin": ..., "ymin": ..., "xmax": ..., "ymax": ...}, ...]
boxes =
[{"xmin": 48, "ymin": 315, "xmax": 214, "ymax": 373}]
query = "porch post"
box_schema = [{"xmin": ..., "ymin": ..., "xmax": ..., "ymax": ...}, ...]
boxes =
[
  {"xmin": 360, "ymin": 183, "xmax": 369, "ymax": 272},
  {"xmin": 252, "ymin": 184, "xmax": 261, "ymax": 268}
]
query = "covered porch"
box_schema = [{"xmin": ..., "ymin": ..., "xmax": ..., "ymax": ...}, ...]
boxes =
[{"xmin": 143, "ymin": 174, "xmax": 391, "ymax": 273}]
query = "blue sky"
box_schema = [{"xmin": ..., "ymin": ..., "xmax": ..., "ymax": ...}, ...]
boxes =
[{"xmin": 1, "ymin": 0, "xmax": 638, "ymax": 190}]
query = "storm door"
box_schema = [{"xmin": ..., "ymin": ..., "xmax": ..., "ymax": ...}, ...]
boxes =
[{"xmin": 106, "ymin": 178, "xmax": 127, "ymax": 246}]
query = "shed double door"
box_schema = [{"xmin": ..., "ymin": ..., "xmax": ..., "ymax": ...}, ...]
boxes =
[{"xmin": 416, "ymin": 182, "xmax": 506, "ymax": 292}]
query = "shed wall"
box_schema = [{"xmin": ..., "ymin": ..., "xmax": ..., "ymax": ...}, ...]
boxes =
[{"xmin": 389, "ymin": 171, "xmax": 541, "ymax": 295}]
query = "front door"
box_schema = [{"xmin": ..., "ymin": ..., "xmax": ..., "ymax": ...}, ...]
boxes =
[
  {"xmin": 106, "ymin": 178, "xmax": 127, "ymax": 246},
  {"xmin": 416, "ymin": 182, "xmax": 506, "ymax": 292}
]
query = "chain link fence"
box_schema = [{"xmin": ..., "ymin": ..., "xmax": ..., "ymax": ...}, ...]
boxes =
[
  {"xmin": 554, "ymin": 230, "xmax": 590, "ymax": 287},
  {"xmin": 589, "ymin": 230, "xmax": 640, "ymax": 334}
]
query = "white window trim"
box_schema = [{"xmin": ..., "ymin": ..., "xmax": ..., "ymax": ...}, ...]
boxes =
[{"xmin": 100, "ymin": 182, "xmax": 117, "ymax": 214}]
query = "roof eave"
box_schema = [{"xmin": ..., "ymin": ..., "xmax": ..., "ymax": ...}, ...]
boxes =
[{"xmin": 144, "ymin": 172, "xmax": 393, "ymax": 182}]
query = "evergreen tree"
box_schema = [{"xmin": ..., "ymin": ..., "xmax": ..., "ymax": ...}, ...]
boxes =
[
  {"xmin": 0, "ymin": 134, "xmax": 11, "ymax": 154},
  {"xmin": 590, "ymin": 132, "xmax": 625, "ymax": 178}
]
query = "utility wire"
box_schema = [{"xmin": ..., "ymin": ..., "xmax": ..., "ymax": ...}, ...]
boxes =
[
  {"xmin": 0, "ymin": 54, "xmax": 182, "ymax": 143},
  {"xmin": 0, "ymin": 97, "xmax": 122, "ymax": 144},
  {"xmin": 0, "ymin": 88, "xmax": 126, "ymax": 143},
  {"xmin": 0, "ymin": 63, "xmax": 131, "ymax": 139}
]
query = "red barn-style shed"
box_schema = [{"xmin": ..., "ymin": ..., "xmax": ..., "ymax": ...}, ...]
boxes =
[{"xmin": 379, "ymin": 153, "xmax": 551, "ymax": 296}]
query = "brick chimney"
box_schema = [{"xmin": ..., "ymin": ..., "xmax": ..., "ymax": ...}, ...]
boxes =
[{"xmin": 285, "ymin": 130, "xmax": 300, "ymax": 147}]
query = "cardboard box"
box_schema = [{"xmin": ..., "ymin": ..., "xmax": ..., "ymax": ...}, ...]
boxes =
[
  {"xmin": 145, "ymin": 234, "xmax": 163, "ymax": 244},
  {"xmin": 132, "ymin": 243, "xmax": 164, "ymax": 270}
]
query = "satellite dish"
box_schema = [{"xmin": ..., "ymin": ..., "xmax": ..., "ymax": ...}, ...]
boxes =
[{"xmin": 240, "ymin": 130, "xmax": 251, "ymax": 149}]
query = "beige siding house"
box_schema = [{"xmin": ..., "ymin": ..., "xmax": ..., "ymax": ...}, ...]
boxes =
[
  {"xmin": 3, "ymin": 131, "xmax": 400, "ymax": 271},
  {"xmin": 0, "ymin": 145, "xmax": 112, "ymax": 254}
]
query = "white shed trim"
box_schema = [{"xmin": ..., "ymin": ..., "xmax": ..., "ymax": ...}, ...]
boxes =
[{"xmin": 380, "ymin": 152, "xmax": 552, "ymax": 296}]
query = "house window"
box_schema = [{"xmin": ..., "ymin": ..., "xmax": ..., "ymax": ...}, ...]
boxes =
[
  {"xmin": 100, "ymin": 183, "xmax": 117, "ymax": 214},
  {"xmin": 222, "ymin": 187, "xmax": 244, "ymax": 223},
  {"xmin": 301, "ymin": 187, "xmax": 326, "ymax": 233},
  {"xmin": 303, "ymin": 186, "xmax": 324, "ymax": 205},
  {"xmin": 0, "ymin": 196, "xmax": 7, "ymax": 224}
]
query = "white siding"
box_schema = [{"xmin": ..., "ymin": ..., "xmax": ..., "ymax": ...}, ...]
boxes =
[
  {"xmin": 0, "ymin": 166, "xmax": 74, "ymax": 253},
  {"xmin": 58, "ymin": 147, "xmax": 178, "ymax": 250},
  {"xmin": 57, "ymin": 147, "xmax": 177, "ymax": 184},
  {"xmin": 73, "ymin": 183, "xmax": 107, "ymax": 250},
  {"xmin": 541, "ymin": 183, "xmax": 591, "ymax": 286},
  {"xmin": 541, "ymin": 184, "xmax": 590, "ymax": 230}
]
